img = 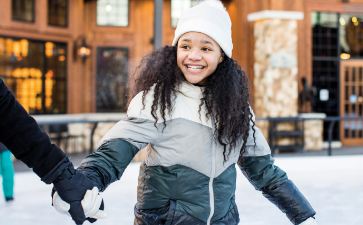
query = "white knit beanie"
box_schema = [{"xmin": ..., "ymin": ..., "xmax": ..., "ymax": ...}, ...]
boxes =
[{"xmin": 172, "ymin": 0, "xmax": 233, "ymax": 58}]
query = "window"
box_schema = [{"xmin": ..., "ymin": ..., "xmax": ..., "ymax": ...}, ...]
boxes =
[
  {"xmin": 0, "ymin": 37, "xmax": 67, "ymax": 114},
  {"xmin": 311, "ymin": 12, "xmax": 340, "ymax": 140},
  {"xmin": 12, "ymin": 0, "xmax": 34, "ymax": 22},
  {"xmin": 97, "ymin": 0, "xmax": 129, "ymax": 27},
  {"xmin": 171, "ymin": 0, "xmax": 198, "ymax": 28},
  {"xmin": 339, "ymin": 14, "xmax": 363, "ymax": 57},
  {"xmin": 96, "ymin": 47, "xmax": 128, "ymax": 112},
  {"xmin": 48, "ymin": 0, "xmax": 68, "ymax": 27}
]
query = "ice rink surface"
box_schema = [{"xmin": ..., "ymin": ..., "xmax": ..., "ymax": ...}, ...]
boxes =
[{"xmin": 0, "ymin": 155, "xmax": 362, "ymax": 225}]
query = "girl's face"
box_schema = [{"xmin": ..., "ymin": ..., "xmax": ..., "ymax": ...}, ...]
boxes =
[{"xmin": 177, "ymin": 32, "xmax": 224, "ymax": 85}]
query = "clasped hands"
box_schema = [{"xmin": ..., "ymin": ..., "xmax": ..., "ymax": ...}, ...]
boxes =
[
  {"xmin": 53, "ymin": 187, "xmax": 107, "ymax": 224},
  {"xmin": 47, "ymin": 158, "xmax": 107, "ymax": 225}
]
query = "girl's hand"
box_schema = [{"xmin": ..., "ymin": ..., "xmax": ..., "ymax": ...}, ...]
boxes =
[{"xmin": 53, "ymin": 187, "xmax": 107, "ymax": 223}]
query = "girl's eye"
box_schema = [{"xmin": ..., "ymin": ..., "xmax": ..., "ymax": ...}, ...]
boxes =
[
  {"xmin": 181, "ymin": 45, "xmax": 190, "ymax": 49},
  {"xmin": 202, "ymin": 47, "xmax": 211, "ymax": 51}
]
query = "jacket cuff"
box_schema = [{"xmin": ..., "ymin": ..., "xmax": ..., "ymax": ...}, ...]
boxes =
[
  {"xmin": 77, "ymin": 163, "xmax": 112, "ymax": 192},
  {"xmin": 40, "ymin": 156, "xmax": 73, "ymax": 184},
  {"xmin": 261, "ymin": 179, "xmax": 316, "ymax": 225}
]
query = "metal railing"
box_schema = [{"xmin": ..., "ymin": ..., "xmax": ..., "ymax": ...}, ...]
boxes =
[{"xmin": 256, "ymin": 116, "xmax": 363, "ymax": 156}]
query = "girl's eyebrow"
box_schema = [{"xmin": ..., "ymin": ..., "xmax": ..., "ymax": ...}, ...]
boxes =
[
  {"xmin": 201, "ymin": 40, "xmax": 214, "ymax": 47},
  {"xmin": 180, "ymin": 38, "xmax": 191, "ymax": 43},
  {"xmin": 180, "ymin": 39, "xmax": 214, "ymax": 47}
]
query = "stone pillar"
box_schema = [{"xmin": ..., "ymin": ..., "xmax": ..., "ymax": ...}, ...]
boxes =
[
  {"xmin": 300, "ymin": 113, "xmax": 326, "ymax": 151},
  {"xmin": 248, "ymin": 11, "xmax": 304, "ymax": 138}
]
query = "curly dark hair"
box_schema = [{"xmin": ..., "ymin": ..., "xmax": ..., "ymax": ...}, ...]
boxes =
[{"xmin": 130, "ymin": 45, "xmax": 256, "ymax": 163}]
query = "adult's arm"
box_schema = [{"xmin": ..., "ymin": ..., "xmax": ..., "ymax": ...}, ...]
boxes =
[
  {"xmin": 237, "ymin": 108, "xmax": 316, "ymax": 225},
  {"xmin": 0, "ymin": 78, "xmax": 104, "ymax": 224},
  {"xmin": 0, "ymin": 78, "xmax": 65, "ymax": 177}
]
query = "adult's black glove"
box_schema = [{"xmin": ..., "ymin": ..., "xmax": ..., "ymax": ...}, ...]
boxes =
[{"xmin": 41, "ymin": 157, "xmax": 106, "ymax": 225}]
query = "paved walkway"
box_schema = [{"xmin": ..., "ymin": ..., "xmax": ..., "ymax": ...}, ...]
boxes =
[{"xmin": 0, "ymin": 155, "xmax": 362, "ymax": 225}]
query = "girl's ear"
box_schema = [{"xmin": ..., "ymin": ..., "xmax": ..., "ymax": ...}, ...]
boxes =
[{"xmin": 219, "ymin": 52, "xmax": 225, "ymax": 63}]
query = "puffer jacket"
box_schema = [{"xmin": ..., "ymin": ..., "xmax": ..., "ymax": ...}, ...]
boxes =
[{"xmin": 79, "ymin": 81, "xmax": 315, "ymax": 225}]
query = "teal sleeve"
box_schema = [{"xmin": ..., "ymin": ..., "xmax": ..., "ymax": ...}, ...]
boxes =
[
  {"xmin": 81, "ymin": 139, "xmax": 140, "ymax": 184},
  {"xmin": 238, "ymin": 154, "xmax": 288, "ymax": 191}
]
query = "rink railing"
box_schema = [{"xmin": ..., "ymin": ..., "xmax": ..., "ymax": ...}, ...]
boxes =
[
  {"xmin": 256, "ymin": 116, "xmax": 363, "ymax": 156},
  {"xmin": 32, "ymin": 114, "xmax": 363, "ymax": 156}
]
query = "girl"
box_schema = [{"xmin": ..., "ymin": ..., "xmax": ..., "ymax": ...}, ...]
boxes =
[{"xmin": 53, "ymin": 0, "xmax": 317, "ymax": 224}]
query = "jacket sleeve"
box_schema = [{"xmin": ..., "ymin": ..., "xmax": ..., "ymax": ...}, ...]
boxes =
[
  {"xmin": 0, "ymin": 78, "xmax": 66, "ymax": 179},
  {"xmin": 79, "ymin": 91, "xmax": 159, "ymax": 191},
  {"xmin": 237, "ymin": 108, "xmax": 316, "ymax": 225}
]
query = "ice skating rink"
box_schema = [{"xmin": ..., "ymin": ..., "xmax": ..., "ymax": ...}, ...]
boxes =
[{"xmin": 0, "ymin": 155, "xmax": 362, "ymax": 225}]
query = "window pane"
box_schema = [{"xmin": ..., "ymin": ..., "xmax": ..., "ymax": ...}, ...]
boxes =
[
  {"xmin": 45, "ymin": 42, "xmax": 67, "ymax": 114},
  {"xmin": 340, "ymin": 14, "xmax": 363, "ymax": 58},
  {"xmin": 97, "ymin": 0, "xmax": 129, "ymax": 27},
  {"xmin": 48, "ymin": 0, "xmax": 68, "ymax": 27},
  {"xmin": 96, "ymin": 48, "xmax": 129, "ymax": 112},
  {"xmin": 171, "ymin": 0, "xmax": 198, "ymax": 28},
  {"xmin": 0, "ymin": 37, "xmax": 67, "ymax": 114},
  {"xmin": 12, "ymin": 0, "xmax": 34, "ymax": 22},
  {"xmin": 311, "ymin": 12, "xmax": 339, "ymax": 57}
]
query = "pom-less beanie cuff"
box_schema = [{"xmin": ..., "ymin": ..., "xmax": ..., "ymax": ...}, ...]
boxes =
[{"xmin": 172, "ymin": 18, "xmax": 233, "ymax": 58}]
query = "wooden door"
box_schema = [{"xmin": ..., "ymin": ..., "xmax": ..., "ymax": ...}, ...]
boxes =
[{"xmin": 340, "ymin": 60, "xmax": 363, "ymax": 145}]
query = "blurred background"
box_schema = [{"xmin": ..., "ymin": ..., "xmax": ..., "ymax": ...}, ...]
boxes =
[{"xmin": 0, "ymin": 0, "xmax": 363, "ymax": 224}]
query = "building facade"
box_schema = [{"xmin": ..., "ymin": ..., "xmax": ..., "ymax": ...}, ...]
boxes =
[{"xmin": 1, "ymin": 0, "xmax": 363, "ymax": 145}]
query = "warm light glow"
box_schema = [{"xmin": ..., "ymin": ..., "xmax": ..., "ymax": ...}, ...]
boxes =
[
  {"xmin": 352, "ymin": 17, "xmax": 358, "ymax": 23},
  {"xmin": 45, "ymin": 42, "xmax": 54, "ymax": 57},
  {"xmin": 340, "ymin": 18, "xmax": 346, "ymax": 26},
  {"xmin": 13, "ymin": 41, "xmax": 20, "ymax": 57},
  {"xmin": 106, "ymin": 5, "xmax": 112, "ymax": 11},
  {"xmin": 21, "ymin": 68, "xmax": 29, "ymax": 78},
  {"xmin": 12, "ymin": 68, "xmax": 22, "ymax": 78},
  {"xmin": 341, "ymin": 53, "xmax": 351, "ymax": 59},
  {"xmin": 354, "ymin": 21, "xmax": 359, "ymax": 26},
  {"xmin": 0, "ymin": 38, "xmax": 4, "ymax": 51},
  {"xmin": 79, "ymin": 47, "xmax": 91, "ymax": 57},
  {"xmin": 45, "ymin": 70, "xmax": 54, "ymax": 108},
  {"xmin": 20, "ymin": 39, "xmax": 28, "ymax": 57},
  {"xmin": 6, "ymin": 39, "xmax": 13, "ymax": 57},
  {"xmin": 58, "ymin": 55, "xmax": 66, "ymax": 61},
  {"xmin": 58, "ymin": 49, "xmax": 65, "ymax": 54},
  {"xmin": 359, "ymin": 96, "xmax": 363, "ymax": 102}
]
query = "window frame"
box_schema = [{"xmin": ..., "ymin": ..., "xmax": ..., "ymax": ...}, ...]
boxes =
[
  {"xmin": 96, "ymin": 0, "xmax": 130, "ymax": 27},
  {"xmin": 0, "ymin": 36, "xmax": 68, "ymax": 114},
  {"xmin": 47, "ymin": 0, "xmax": 69, "ymax": 28},
  {"xmin": 11, "ymin": 0, "xmax": 35, "ymax": 23},
  {"xmin": 96, "ymin": 46, "xmax": 129, "ymax": 113}
]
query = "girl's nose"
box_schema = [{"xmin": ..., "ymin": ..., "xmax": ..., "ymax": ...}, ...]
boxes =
[{"xmin": 188, "ymin": 49, "xmax": 202, "ymax": 61}]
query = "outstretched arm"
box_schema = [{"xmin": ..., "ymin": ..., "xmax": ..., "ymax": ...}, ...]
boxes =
[
  {"xmin": 0, "ymin": 78, "xmax": 103, "ymax": 224},
  {"xmin": 238, "ymin": 110, "xmax": 316, "ymax": 225}
]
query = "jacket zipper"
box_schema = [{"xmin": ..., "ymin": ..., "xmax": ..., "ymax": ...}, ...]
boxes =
[{"xmin": 207, "ymin": 113, "xmax": 217, "ymax": 225}]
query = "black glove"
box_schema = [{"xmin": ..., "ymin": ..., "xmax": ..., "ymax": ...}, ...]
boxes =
[{"xmin": 42, "ymin": 157, "xmax": 105, "ymax": 225}]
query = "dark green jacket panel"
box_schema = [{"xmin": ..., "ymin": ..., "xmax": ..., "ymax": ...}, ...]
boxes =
[
  {"xmin": 262, "ymin": 179, "xmax": 316, "ymax": 225},
  {"xmin": 211, "ymin": 164, "xmax": 237, "ymax": 222},
  {"xmin": 138, "ymin": 162, "xmax": 211, "ymax": 223},
  {"xmin": 81, "ymin": 139, "xmax": 139, "ymax": 184},
  {"xmin": 238, "ymin": 154, "xmax": 288, "ymax": 191}
]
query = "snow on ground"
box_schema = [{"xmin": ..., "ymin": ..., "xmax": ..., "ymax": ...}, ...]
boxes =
[{"xmin": 0, "ymin": 155, "xmax": 362, "ymax": 225}]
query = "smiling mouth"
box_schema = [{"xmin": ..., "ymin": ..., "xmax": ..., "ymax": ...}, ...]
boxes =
[{"xmin": 185, "ymin": 65, "xmax": 206, "ymax": 73}]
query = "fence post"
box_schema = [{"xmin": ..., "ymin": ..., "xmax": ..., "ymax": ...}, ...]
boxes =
[
  {"xmin": 89, "ymin": 122, "xmax": 98, "ymax": 154},
  {"xmin": 328, "ymin": 120, "xmax": 335, "ymax": 156}
]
